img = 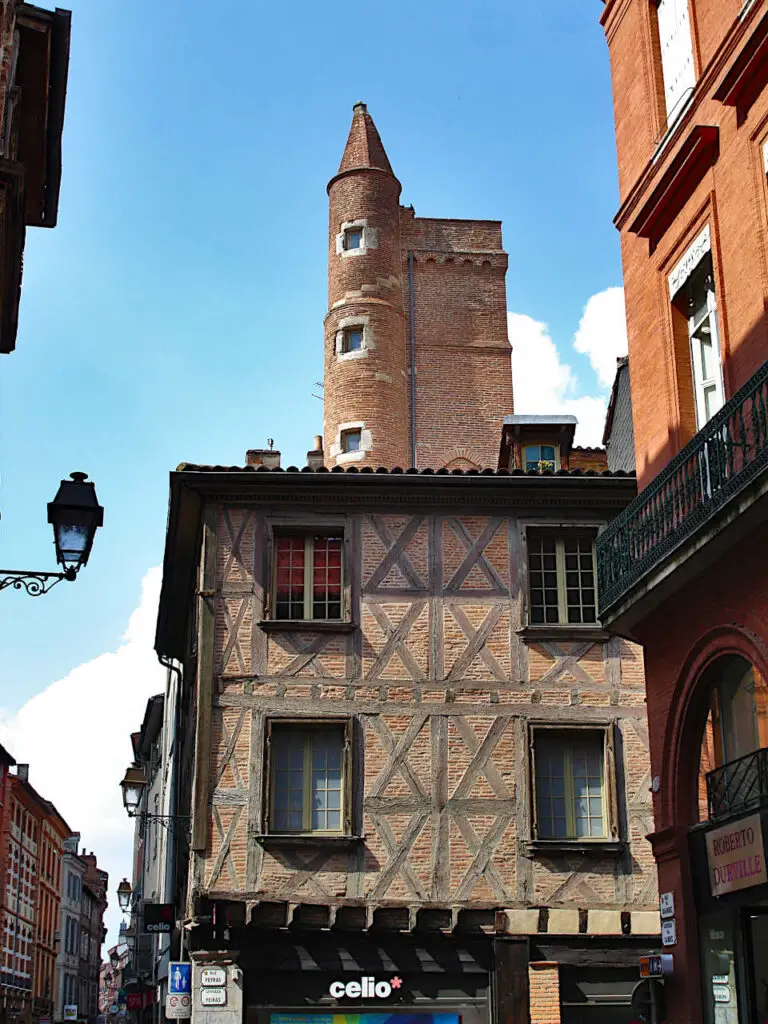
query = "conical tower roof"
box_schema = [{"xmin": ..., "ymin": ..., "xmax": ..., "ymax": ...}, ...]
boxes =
[{"xmin": 337, "ymin": 102, "xmax": 395, "ymax": 176}]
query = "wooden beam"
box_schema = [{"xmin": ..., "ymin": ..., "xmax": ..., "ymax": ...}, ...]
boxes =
[
  {"xmin": 191, "ymin": 504, "xmax": 218, "ymax": 851},
  {"xmin": 494, "ymin": 937, "xmax": 529, "ymax": 1024}
]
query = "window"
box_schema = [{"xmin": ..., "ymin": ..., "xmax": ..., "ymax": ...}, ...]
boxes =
[
  {"xmin": 343, "ymin": 227, "xmax": 362, "ymax": 250},
  {"xmin": 266, "ymin": 721, "xmax": 351, "ymax": 834},
  {"xmin": 675, "ymin": 254, "xmax": 724, "ymax": 428},
  {"xmin": 524, "ymin": 444, "xmax": 557, "ymax": 471},
  {"xmin": 274, "ymin": 533, "xmax": 343, "ymax": 620},
  {"xmin": 533, "ymin": 730, "xmax": 608, "ymax": 840},
  {"xmin": 655, "ymin": 0, "xmax": 696, "ymax": 130},
  {"xmin": 527, "ymin": 532, "xmax": 597, "ymax": 625},
  {"xmin": 341, "ymin": 429, "xmax": 361, "ymax": 453},
  {"xmin": 342, "ymin": 327, "xmax": 363, "ymax": 353}
]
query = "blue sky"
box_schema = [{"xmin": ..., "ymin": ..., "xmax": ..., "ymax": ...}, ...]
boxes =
[{"xmin": 2, "ymin": 1, "xmax": 623, "ymax": 718}]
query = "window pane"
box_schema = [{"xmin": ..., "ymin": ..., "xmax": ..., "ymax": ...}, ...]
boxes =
[
  {"xmin": 535, "ymin": 738, "xmax": 567, "ymax": 838},
  {"xmin": 272, "ymin": 733, "xmax": 305, "ymax": 831},
  {"xmin": 345, "ymin": 229, "xmax": 362, "ymax": 250},
  {"xmin": 345, "ymin": 329, "xmax": 363, "ymax": 351},
  {"xmin": 536, "ymin": 733, "xmax": 605, "ymax": 840},
  {"xmin": 528, "ymin": 535, "xmax": 560, "ymax": 624},
  {"xmin": 275, "ymin": 536, "xmax": 305, "ymax": 619},
  {"xmin": 310, "ymin": 731, "xmax": 344, "ymax": 832},
  {"xmin": 342, "ymin": 430, "xmax": 361, "ymax": 453},
  {"xmin": 564, "ymin": 536, "xmax": 597, "ymax": 625},
  {"xmin": 312, "ymin": 536, "xmax": 342, "ymax": 620}
]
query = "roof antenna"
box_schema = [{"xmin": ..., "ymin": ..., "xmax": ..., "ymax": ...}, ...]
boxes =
[{"xmin": 267, "ymin": 438, "xmax": 274, "ymax": 451}]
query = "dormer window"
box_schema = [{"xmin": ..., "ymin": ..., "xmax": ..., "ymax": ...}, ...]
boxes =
[
  {"xmin": 344, "ymin": 228, "xmax": 362, "ymax": 251},
  {"xmin": 525, "ymin": 444, "xmax": 558, "ymax": 471},
  {"xmin": 341, "ymin": 429, "xmax": 361, "ymax": 453}
]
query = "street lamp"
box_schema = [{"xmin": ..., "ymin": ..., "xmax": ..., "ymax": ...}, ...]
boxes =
[
  {"xmin": 0, "ymin": 472, "xmax": 104, "ymax": 595},
  {"xmin": 117, "ymin": 879, "xmax": 132, "ymax": 914},
  {"xmin": 119, "ymin": 766, "xmax": 146, "ymax": 818}
]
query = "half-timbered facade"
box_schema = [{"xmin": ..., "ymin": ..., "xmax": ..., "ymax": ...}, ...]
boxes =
[{"xmin": 155, "ymin": 461, "xmax": 659, "ymax": 1024}]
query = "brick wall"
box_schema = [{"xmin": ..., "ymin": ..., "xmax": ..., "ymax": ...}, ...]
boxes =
[
  {"xmin": 529, "ymin": 963, "xmax": 561, "ymax": 1024},
  {"xmin": 601, "ymin": 0, "xmax": 768, "ymax": 487}
]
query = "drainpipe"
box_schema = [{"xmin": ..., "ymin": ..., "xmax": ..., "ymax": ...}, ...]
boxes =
[{"xmin": 408, "ymin": 251, "xmax": 417, "ymax": 468}]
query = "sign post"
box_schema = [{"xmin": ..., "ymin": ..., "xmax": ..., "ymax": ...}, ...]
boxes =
[{"xmin": 167, "ymin": 963, "xmax": 192, "ymax": 1020}]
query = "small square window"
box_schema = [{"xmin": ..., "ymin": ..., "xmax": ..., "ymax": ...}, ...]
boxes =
[
  {"xmin": 525, "ymin": 444, "xmax": 558, "ymax": 472},
  {"xmin": 341, "ymin": 429, "xmax": 362, "ymax": 453},
  {"xmin": 342, "ymin": 328, "xmax": 363, "ymax": 353},
  {"xmin": 533, "ymin": 730, "xmax": 606, "ymax": 840},
  {"xmin": 344, "ymin": 228, "xmax": 363, "ymax": 250},
  {"xmin": 267, "ymin": 721, "xmax": 350, "ymax": 834}
]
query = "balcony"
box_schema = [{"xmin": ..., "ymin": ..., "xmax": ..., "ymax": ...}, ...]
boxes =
[
  {"xmin": 707, "ymin": 747, "xmax": 768, "ymax": 821},
  {"xmin": 597, "ymin": 359, "xmax": 768, "ymax": 628}
]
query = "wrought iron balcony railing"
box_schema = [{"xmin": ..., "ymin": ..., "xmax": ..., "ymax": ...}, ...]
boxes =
[
  {"xmin": 597, "ymin": 359, "xmax": 768, "ymax": 617},
  {"xmin": 707, "ymin": 747, "xmax": 768, "ymax": 821}
]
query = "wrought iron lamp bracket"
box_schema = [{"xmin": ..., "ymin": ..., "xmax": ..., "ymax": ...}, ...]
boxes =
[{"xmin": 0, "ymin": 567, "xmax": 77, "ymax": 596}]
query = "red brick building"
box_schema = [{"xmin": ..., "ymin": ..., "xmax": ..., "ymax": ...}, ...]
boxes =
[
  {"xmin": 595, "ymin": 0, "xmax": 768, "ymax": 1020},
  {"xmin": 1, "ymin": 766, "xmax": 71, "ymax": 1024}
]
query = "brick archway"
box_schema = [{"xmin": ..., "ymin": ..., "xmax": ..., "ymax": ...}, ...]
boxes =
[
  {"xmin": 659, "ymin": 624, "xmax": 768, "ymax": 831},
  {"xmin": 441, "ymin": 447, "xmax": 482, "ymax": 471}
]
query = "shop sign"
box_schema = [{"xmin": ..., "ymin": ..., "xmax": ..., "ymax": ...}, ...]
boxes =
[
  {"xmin": 200, "ymin": 990, "xmax": 227, "ymax": 1007},
  {"xmin": 328, "ymin": 977, "xmax": 403, "ymax": 999},
  {"xmin": 706, "ymin": 813, "xmax": 767, "ymax": 896},
  {"xmin": 201, "ymin": 968, "xmax": 226, "ymax": 988}
]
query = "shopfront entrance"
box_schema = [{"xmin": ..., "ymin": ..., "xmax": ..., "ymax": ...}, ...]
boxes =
[
  {"xmin": 241, "ymin": 934, "xmax": 493, "ymax": 1024},
  {"xmin": 692, "ymin": 810, "xmax": 768, "ymax": 1022}
]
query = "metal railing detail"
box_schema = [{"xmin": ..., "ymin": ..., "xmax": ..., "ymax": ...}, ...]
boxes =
[
  {"xmin": 597, "ymin": 359, "xmax": 768, "ymax": 616},
  {"xmin": 707, "ymin": 747, "xmax": 768, "ymax": 821}
]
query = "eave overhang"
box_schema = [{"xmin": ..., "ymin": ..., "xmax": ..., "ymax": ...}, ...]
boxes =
[
  {"xmin": 155, "ymin": 467, "xmax": 637, "ymax": 661},
  {"xmin": 714, "ymin": 8, "xmax": 768, "ymax": 112}
]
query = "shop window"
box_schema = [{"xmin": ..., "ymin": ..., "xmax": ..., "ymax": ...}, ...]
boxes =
[
  {"xmin": 272, "ymin": 533, "xmax": 344, "ymax": 621},
  {"xmin": 524, "ymin": 444, "xmax": 558, "ymax": 471},
  {"xmin": 527, "ymin": 531, "xmax": 598, "ymax": 625},
  {"xmin": 531, "ymin": 727, "xmax": 618, "ymax": 842},
  {"xmin": 265, "ymin": 720, "xmax": 352, "ymax": 835}
]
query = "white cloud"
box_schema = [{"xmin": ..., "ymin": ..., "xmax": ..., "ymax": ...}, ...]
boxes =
[
  {"xmin": 573, "ymin": 286, "xmax": 628, "ymax": 388},
  {"xmin": 0, "ymin": 567, "xmax": 165, "ymax": 954},
  {"xmin": 509, "ymin": 286, "xmax": 628, "ymax": 447}
]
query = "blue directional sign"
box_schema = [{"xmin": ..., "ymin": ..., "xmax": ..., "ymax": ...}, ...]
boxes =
[{"xmin": 169, "ymin": 963, "xmax": 191, "ymax": 995}]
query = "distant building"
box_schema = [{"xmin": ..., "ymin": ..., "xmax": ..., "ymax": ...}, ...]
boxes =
[
  {"xmin": 0, "ymin": 765, "xmax": 70, "ymax": 1024},
  {"xmin": 602, "ymin": 358, "xmax": 635, "ymax": 474},
  {"xmin": 55, "ymin": 841, "xmax": 106, "ymax": 1024}
]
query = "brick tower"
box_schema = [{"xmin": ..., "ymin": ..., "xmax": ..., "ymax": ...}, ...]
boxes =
[
  {"xmin": 324, "ymin": 103, "xmax": 513, "ymax": 470},
  {"xmin": 324, "ymin": 102, "xmax": 409, "ymax": 469}
]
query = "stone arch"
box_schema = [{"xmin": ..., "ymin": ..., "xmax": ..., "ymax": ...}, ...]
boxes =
[
  {"xmin": 441, "ymin": 447, "xmax": 482, "ymax": 471},
  {"xmin": 659, "ymin": 624, "xmax": 768, "ymax": 831}
]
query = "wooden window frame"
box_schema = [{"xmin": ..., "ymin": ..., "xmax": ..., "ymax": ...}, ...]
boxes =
[
  {"xmin": 343, "ymin": 227, "xmax": 363, "ymax": 251},
  {"xmin": 262, "ymin": 717, "xmax": 354, "ymax": 839},
  {"xmin": 525, "ymin": 528, "xmax": 599, "ymax": 627},
  {"xmin": 341, "ymin": 428, "xmax": 362, "ymax": 454},
  {"xmin": 341, "ymin": 326, "xmax": 364, "ymax": 353},
  {"xmin": 528, "ymin": 723, "xmax": 622, "ymax": 854},
  {"xmin": 523, "ymin": 442, "xmax": 560, "ymax": 472},
  {"xmin": 264, "ymin": 517, "xmax": 353, "ymax": 627}
]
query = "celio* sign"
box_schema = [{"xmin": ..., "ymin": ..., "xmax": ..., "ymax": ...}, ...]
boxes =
[{"xmin": 329, "ymin": 977, "xmax": 403, "ymax": 999}]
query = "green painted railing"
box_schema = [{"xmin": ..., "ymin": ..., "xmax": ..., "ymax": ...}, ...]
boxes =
[{"xmin": 597, "ymin": 359, "xmax": 768, "ymax": 617}]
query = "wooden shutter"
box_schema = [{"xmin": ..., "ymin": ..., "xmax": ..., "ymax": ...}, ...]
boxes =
[
  {"xmin": 343, "ymin": 717, "xmax": 354, "ymax": 837},
  {"xmin": 263, "ymin": 719, "xmax": 274, "ymax": 834},
  {"xmin": 605, "ymin": 723, "xmax": 620, "ymax": 840},
  {"xmin": 529, "ymin": 726, "xmax": 539, "ymax": 840}
]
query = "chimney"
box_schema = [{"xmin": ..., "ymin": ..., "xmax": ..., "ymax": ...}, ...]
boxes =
[
  {"xmin": 307, "ymin": 435, "xmax": 324, "ymax": 471},
  {"xmin": 17, "ymin": 764, "xmax": 28, "ymax": 782},
  {"xmin": 246, "ymin": 447, "xmax": 281, "ymax": 469}
]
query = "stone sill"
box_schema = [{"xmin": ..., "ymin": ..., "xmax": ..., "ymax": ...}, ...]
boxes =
[
  {"xmin": 517, "ymin": 626, "xmax": 611, "ymax": 643},
  {"xmin": 526, "ymin": 839, "xmax": 625, "ymax": 857},
  {"xmin": 258, "ymin": 619, "xmax": 356, "ymax": 634},
  {"xmin": 253, "ymin": 833, "xmax": 363, "ymax": 849}
]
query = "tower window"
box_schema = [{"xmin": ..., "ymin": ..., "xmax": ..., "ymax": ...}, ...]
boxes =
[
  {"xmin": 341, "ymin": 429, "xmax": 361, "ymax": 453},
  {"xmin": 342, "ymin": 328, "xmax": 363, "ymax": 353},
  {"xmin": 343, "ymin": 228, "xmax": 362, "ymax": 250}
]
